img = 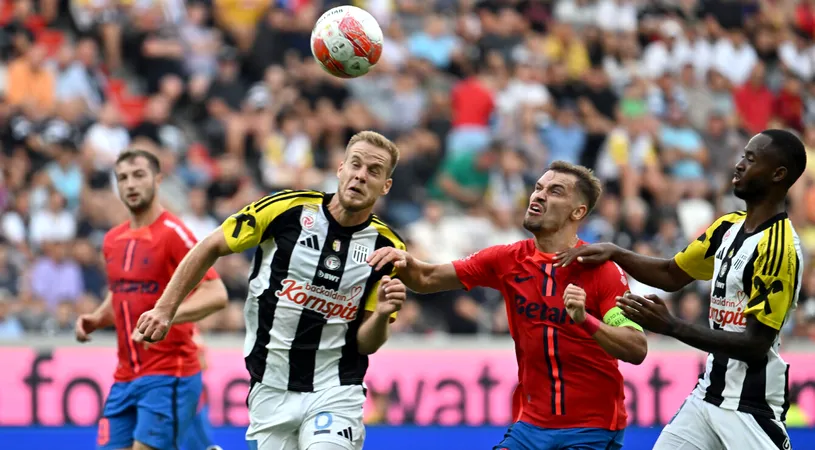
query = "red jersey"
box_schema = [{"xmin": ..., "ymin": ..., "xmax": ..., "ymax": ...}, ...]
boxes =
[
  {"xmin": 103, "ymin": 211, "xmax": 219, "ymax": 382},
  {"xmin": 453, "ymin": 239, "xmax": 630, "ymax": 430}
]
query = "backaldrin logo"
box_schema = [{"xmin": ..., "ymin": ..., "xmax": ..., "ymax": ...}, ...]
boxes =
[
  {"xmin": 275, "ymin": 279, "xmax": 362, "ymax": 320},
  {"xmin": 109, "ymin": 279, "xmax": 159, "ymax": 295},
  {"xmin": 515, "ymin": 295, "xmax": 575, "ymax": 324}
]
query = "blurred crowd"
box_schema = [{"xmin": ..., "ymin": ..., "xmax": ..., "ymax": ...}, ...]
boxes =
[{"xmin": 2, "ymin": 0, "xmax": 815, "ymax": 343}]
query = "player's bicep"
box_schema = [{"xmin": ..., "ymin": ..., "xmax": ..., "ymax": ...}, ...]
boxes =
[
  {"xmin": 451, "ymin": 245, "xmax": 507, "ymax": 291},
  {"xmin": 595, "ymin": 263, "xmax": 643, "ymax": 332}
]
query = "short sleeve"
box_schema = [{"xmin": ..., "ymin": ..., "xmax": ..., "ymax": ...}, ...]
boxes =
[
  {"xmin": 593, "ymin": 262, "xmax": 630, "ymax": 317},
  {"xmin": 452, "ymin": 245, "xmax": 508, "ymax": 291},
  {"xmin": 363, "ymin": 222, "xmax": 407, "ymax": 322},
  {"xmin": 592, "ymin": 262, "xmax": 643, "ymax": 331},
  {"xmin": 673, "ymin": 212, "xmax": 745, "ymax": 281},
  {"xmin": 221, "ymin": 190, "xmax": 323, "ymax": 253},
  {"xmin": 744, "ymin": 222, "xmax": 801, "ymax": 331}
]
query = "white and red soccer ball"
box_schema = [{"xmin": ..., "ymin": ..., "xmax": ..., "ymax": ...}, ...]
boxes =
[{"xmin": 310, "ymin": 5, "xmax": 383, "ymax": 79}]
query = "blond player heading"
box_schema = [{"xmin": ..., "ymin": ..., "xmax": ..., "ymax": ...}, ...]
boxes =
[{"xmin": 137, "ymin": 131, "xmax": 408, "ymax": 450}]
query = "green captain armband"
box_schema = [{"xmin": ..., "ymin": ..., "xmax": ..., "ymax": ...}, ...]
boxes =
[{"xmin": 603, "ymin": 306, "xmax": 643, "ymax": 332}]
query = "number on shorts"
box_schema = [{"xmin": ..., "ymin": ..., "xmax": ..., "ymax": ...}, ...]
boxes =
[{"xmin": 97, "ymin": 417, "xmax": 110, "ymax": 446}]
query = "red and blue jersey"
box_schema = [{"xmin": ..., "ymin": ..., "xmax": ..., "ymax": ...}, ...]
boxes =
[
  {"xmin": 453, "ymin": 239, "xmax": 631, "ymax": 430},
  {"xmin": 103, "ymin": 211, "xmax": 219, "ymax": 382}
]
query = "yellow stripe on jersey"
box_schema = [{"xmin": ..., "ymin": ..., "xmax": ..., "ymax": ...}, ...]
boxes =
[
  {"xmin": 673, "ymin": 211, "xmax": 746, "ymax": 280},
  {"xmin": 364, "ymin": 217, "xmax": 407, "ymax": 321},
  {"xmin": 221, "ymin": 190, "xmax": 324, "ymax": 253},
  {"xmin": 744, "ymin": 219, "xmax": 799, "ymax": 330}
]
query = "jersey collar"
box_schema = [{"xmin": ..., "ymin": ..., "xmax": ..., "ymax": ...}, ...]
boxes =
[{"xmin": 321, "ymin": 193, "xmax": 374, "ymax": 233}]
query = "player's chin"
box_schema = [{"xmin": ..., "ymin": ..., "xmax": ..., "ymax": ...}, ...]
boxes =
[{"xmin": 522, "ymin": 217, "xmax": 542, "ymax": 232}]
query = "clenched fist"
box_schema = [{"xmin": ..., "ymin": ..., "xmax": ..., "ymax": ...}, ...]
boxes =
[
  {"xmin": 136, "ymin": 307, "xmax": 173, "ymax": 343},
  {"xmin": 376, "ymin": 276, "xmax": 406, "ymax": 317},
  {"xmin": 563, "ymin": 283, "xmax": 588, "ymax": 323}
]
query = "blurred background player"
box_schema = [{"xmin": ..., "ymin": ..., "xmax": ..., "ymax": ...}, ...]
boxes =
[
  {"xmin": 182, "ymin": 326, "xmax": 223, "ymax": 450},
  {"xmin": 557, "ymin": 129, "xmax": 806, "ymax": 450},
  {"xmin": 367, "ymin": 161, "xmax": 648, "ymax": 450},
  {"xmin": 75, "ymin": 149, "xmax": 228, "ymax": 450},
  {"xmin": 137, "ymin": 131, "xmax": 409, "ymax": 450}
]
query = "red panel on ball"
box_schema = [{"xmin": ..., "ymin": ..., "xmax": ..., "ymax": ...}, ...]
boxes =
[
  {"xmin": 312, "ymin": 37, "xmax": 350, "ymax": 77},
  {"xmin": 338, "ymin": 14, "xmax": 376, "ymax": 59}
]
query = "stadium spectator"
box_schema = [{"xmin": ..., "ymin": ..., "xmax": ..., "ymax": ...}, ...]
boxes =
[{"xmin": 1, "ymin": 0, "xmax": 815, "ymax": 343}]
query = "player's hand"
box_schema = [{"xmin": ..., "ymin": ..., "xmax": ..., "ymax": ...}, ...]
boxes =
[
  {"xmin": 563, "ymin": 284, "xmax": 588, "ymax": 323},
  {"xmin": 554, "ymin": 243, "xmax": 619, "ymax": 268},
  {"xmin": 136, "ymin": 307, "xmax": 173, "ymax": 343},
  {"xmin": 376, "ymin": 276, "xmax": 406, "ymax": 317},
  {"xmin": 367, "ymin": 247, "xmax": 412, "ymax": 272},
  {"xmin": 131, "ymin": 328, "xmax": 153, "ymax": 350},
  {"xmin": 75, "ymin": 314, "xmax": 101, "ymax": 343},
  {"xmin": 616, "ymin": 292, "xmax": 677, "ymax": 335}
]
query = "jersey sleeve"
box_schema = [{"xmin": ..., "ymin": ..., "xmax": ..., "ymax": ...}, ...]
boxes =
[
  {"xmin": 364, "ymin": 220, "xmax": 407, "ymax": 322},
  {"xmin": 452, "ymin": 245, "xmax": 509, "ymax": 291},
  {"xmin": 221, "ymin": 190, "xmax": 323, "ymax": 253},
  {"xmin": 743, "ymin": 221, "xmax": 801, "ymax": 330},
  {"xmin": 673, "ymin": 212, "xmax": 745, "ymax": 281},
  {"xmin": 593, "ymin": 262, "xmax": 643, "ymax": 331},
  {"xmin": 164, "ymin": 218, "xmax": 220, "ymax": 281}
]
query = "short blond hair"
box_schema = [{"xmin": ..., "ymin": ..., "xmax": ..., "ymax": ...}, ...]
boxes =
[{"xmin": 346, "ymin": 131, "xmax": 400, "ymax": 176}]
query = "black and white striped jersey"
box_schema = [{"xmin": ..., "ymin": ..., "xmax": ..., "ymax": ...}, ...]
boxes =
[
  {"xmin": 221, "ymin": 190, "xmax": 405, "ymax": 392},
  {"xmin": 673, "ymin": 211, "xmax": 803, "ymax": 422}
]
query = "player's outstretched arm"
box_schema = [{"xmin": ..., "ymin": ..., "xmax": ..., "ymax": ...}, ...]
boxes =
[
  {"xmin": 618, "ymin": 293, "xmax": 776, "ymax": 364},
  {"xmin": 171, "ymin": 277, "xmax": 228, "ymax": 324},
  {"xmin": 367, "ymin": 247, "xmax": 465, "ymax": 294},
  {"xmin": 137, "ymin": 228, "xmax": 234, "ymax": 342},
  {"xmin": 555, "ymin": 243, "xmax": 694, "ymax": 292},
  {"xmin": 564, "ymin": 284, "xmax": 647, "ymax": 365}
]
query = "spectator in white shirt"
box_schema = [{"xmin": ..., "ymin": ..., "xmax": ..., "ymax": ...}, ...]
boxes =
[
  {"xmin": 83, "ymin": 103, "xmax": 130, "ymax": 172},
  {"xmin": 180, "ymin": 187, "xmax": 219, "ymax": 240},
  {"xmin": 712, "ymin": 28, "xmax": 758, "ymax": 87},
  {"xmin": 29, "ymin": 190, "xmax": 77, "ymax": 249},
  {"xmin": 595, "ymin": 0, "xmax": 637, "ymax": 33},
  {"xmin": 779, "ymin": 27, "xmax": 814, "ymax": 82},
  {"xmin": 642, "ymin": 20, "xmax": 693, "ymax": 79}
]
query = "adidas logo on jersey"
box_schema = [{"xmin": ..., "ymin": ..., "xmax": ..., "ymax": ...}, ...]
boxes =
[
  {"xmin": 337, "ymin": 427, "xmax": 353, "ymax": 441},
  {"xmin": 299, "ymin": 234, "xmax": 320, "ymax": 250}
]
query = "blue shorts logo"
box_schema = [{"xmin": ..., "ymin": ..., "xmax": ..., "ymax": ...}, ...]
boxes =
[{"xmin": 313, "ymin": 412, "xmax": 333, "ymax": 435}]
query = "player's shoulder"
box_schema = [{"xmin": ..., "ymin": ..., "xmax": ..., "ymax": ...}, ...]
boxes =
[
  {"xmin": 370, "ymin": 215, "xmax": 406, "ymax": 250},
  {"xmin": 756, "ymin": 213, "xmax": 800, "ymax": 254},
  {"xmin": 156, "ymin": 211, "xmax": 197, "ymax": 247},
  {"xmin": 249, "ymin": 189, "xmax": 325, "ymax": 214},
  {"xmin": 709, "ymin": 210, "xmax": 746, "ymax": 229}
]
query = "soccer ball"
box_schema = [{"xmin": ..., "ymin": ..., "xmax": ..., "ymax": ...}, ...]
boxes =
[{"xmin": 310, "ymin": 6, "xmax": 383, "ymax": 79}]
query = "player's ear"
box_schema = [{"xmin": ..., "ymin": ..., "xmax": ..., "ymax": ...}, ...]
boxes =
[
  {"xmin": 380, "ymin": 178, "xmax": 392, "ymax": 196},
  {"xmin": 336, "ymin": 160, "xmax": 344, "ymax": 179},
  {"xmin": 571, "ymin": 204, "xmax": 588, "ymax": 221},
  {"xmin": 772, "ymin": 166, "xmax": 787, "ymax": 184}
]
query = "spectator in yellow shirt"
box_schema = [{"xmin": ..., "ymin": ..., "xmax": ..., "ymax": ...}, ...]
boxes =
[
  {"xmin": 543, "ymin": 22, "xmax": 590, "ymax": 79},
  {"xmin": 213, "ymin": 0, "xmax": 271, "ymax": 52}
]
